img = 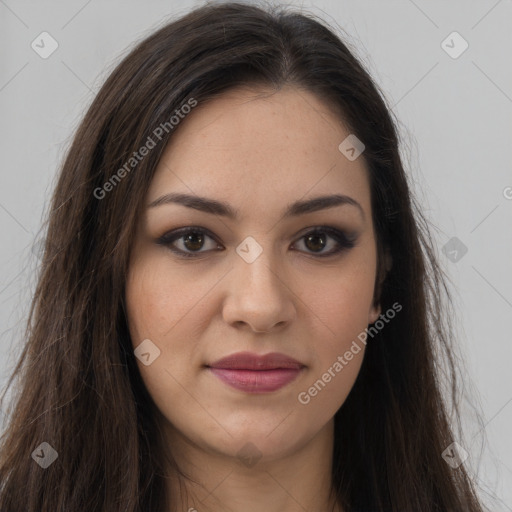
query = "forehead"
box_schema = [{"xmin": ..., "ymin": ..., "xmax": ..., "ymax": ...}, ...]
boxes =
[{"xmin": 147, "ymin": 85, "xmax": 371, "ymax": 223}]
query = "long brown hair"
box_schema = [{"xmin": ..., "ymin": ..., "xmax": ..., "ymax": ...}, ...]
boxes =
[{"xmin": 0, "ymin": 2, "xmax": 488, "ymax": 510}]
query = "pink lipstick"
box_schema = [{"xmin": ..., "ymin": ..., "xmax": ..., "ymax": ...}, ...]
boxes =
[{"xmin": 207, "ymin": 351, "xmax": 305, "ymax": 393}]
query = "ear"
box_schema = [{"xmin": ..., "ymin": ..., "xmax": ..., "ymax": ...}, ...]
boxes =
[
  {"xmin": 368, "ymin": 302, "xmax": 381, "ymax": 325},
  {"xmin": 369, "ymin": 250, "xmax": 393, "ymax": 324}
]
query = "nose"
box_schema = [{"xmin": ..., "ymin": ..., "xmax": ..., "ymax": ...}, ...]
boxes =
[{"xmin": 221, "ymin": 245, "xmax": 296, "ymax": 334}]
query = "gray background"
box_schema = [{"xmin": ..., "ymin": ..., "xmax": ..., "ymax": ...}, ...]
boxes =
[{"xmin": 1, "ymin": 0, "xmax": 511, "ymax": 509}]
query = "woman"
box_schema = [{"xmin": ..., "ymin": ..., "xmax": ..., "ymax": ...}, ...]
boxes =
[{"xmin": 0, "ymin": 2, "xmax": 488, "ymax": 511}]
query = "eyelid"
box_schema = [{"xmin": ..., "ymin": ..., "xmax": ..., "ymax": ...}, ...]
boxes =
[
  {"xmin": 292, "ymin": 226, "xmax": 358, "ymax": 257},
  {"xmin": 156, "ymin": 225, "xmax": 358, "ymax": 258},
  {"xmin": 156, "ymin": 226, "xmax": 221, "ymax": 257}
]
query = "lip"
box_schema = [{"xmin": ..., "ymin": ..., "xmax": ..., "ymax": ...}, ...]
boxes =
[{"xmin": 207, "ymin": 351, "xmax": 305, "ymax": 393}]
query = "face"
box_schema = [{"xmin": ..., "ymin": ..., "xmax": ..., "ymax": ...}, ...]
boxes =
[{"xmin": 125, "ymin": 85, "xmax": 381, "ymax": 464}]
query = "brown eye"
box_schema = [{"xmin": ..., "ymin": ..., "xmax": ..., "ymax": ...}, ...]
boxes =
[
  {"xmin": 182, "ymin": 232, "xmax": 206, "ymax": 251},
  {"xmin": 293, "ymin": 227, "xmax": 357, "ymax": 257},
  {"xmin": 304, "ymin": 233, "xmax": 327, "ymax": 253},
  {"xmin": 157, "ymin": 226, "xmax": 357, "ymax": 259},
  {"xmin": 156, "ymin": 227, "xmax": 221, "ymax": 258}
]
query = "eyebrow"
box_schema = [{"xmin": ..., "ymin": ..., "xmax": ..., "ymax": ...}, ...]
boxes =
[{"xmin": 148, "ymin": 192, "xmax": 365, "ymax": 221}]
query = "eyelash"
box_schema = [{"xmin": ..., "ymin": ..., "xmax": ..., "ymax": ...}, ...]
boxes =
[{"xmin": 156, "ymin": 226, "xmax": 357, "ymax": 259}]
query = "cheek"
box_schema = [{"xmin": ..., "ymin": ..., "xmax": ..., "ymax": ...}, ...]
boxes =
[
  {"xmin": 125, "ymin": 255, "xmax": 208, "ymax": 341},
  {"xmin": 124, "ymin": 252, "xmax": 223, "ymax": 396},
  {"xmin": 124, "ymin": 259, "xmax": 197, "ymax": 414},
  {"xmin": 299, "ymin": 248, "xmax": 377, "ymax": 342},
  {"xmin": 293, "ymin": 277, "xmax": 373, "ymax": 422},
  {"xmin": 295, "ymin": 246, "xmax": 376, "ymax": 401},
  {"xmin": 299, "ymin": 276, "xmax": 371, "ymax": 385}
]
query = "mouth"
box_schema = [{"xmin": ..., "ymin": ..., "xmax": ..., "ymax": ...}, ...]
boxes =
[{"xmin": 206, "ymin": 351, "xmax": 305, "ymax": 393}]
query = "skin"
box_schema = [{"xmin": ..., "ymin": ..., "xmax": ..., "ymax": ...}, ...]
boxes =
[{"xmin": 125, "ymin": 85, "xmax": 382, "ymax": 512}]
